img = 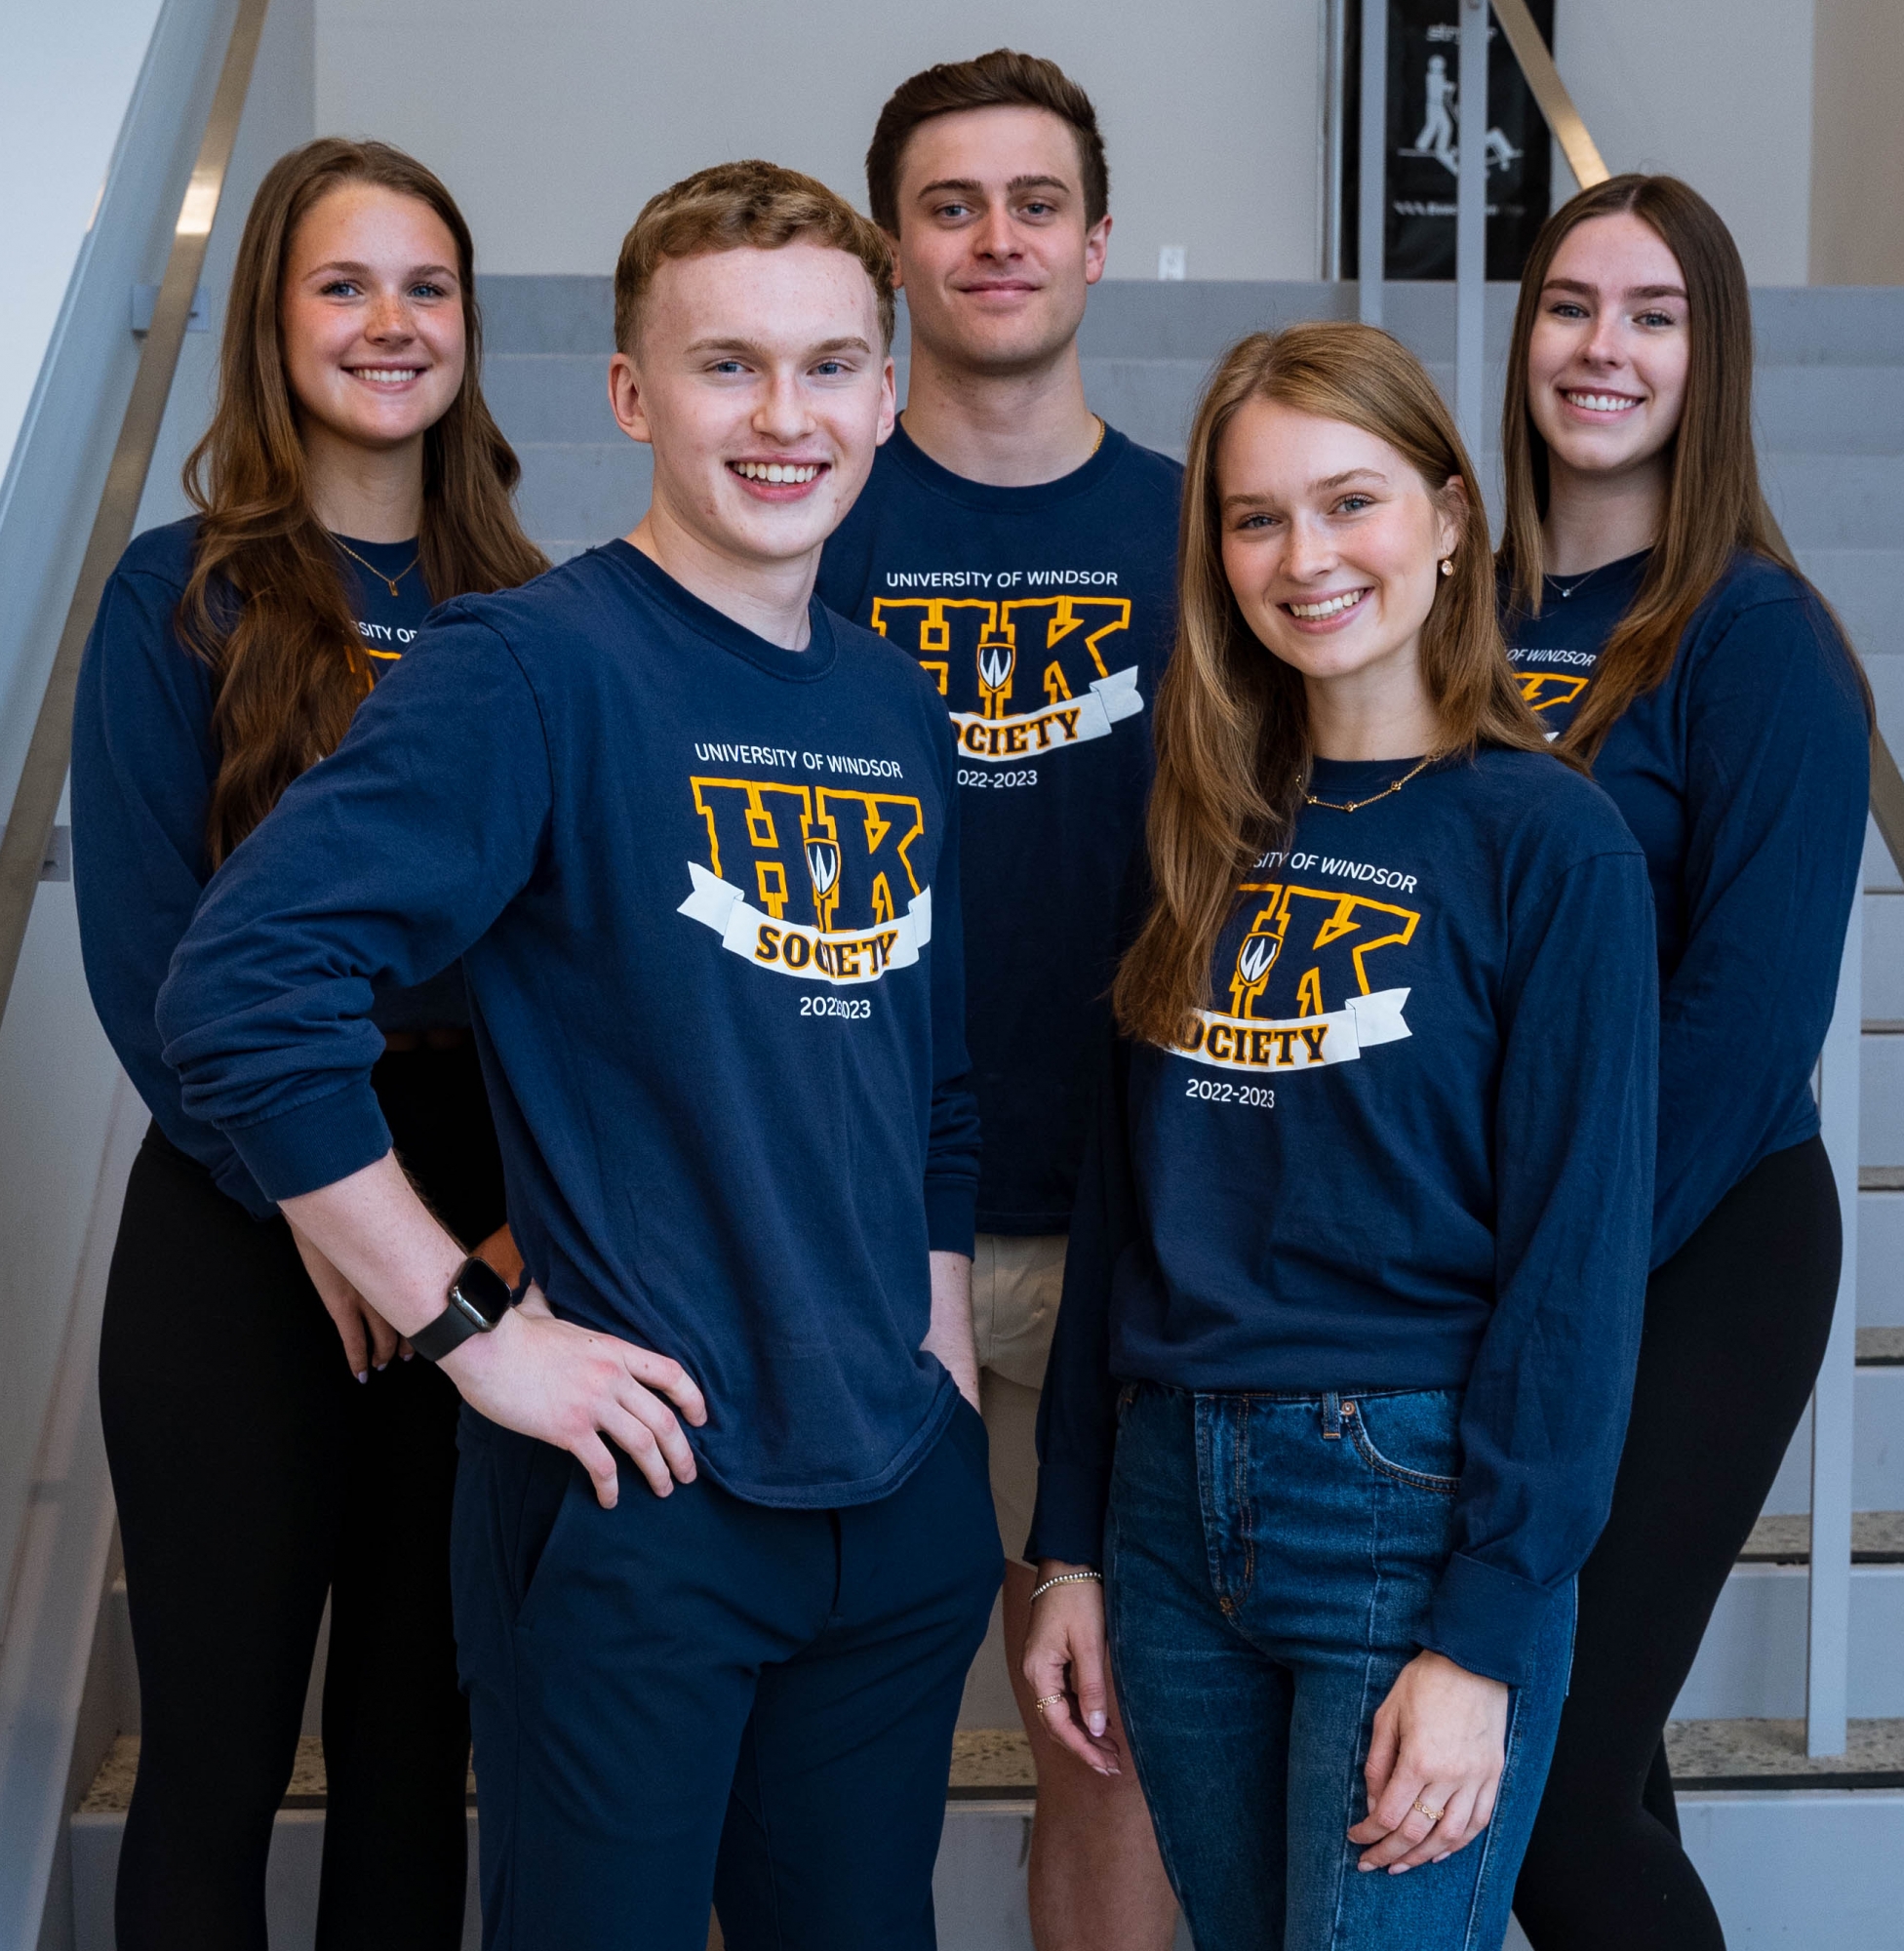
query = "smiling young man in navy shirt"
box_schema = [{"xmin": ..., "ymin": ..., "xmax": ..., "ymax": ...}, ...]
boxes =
[
  {"xmin": 157, "ymin": 163, "xmax": 999, "ymax": 1951},
  {"xmin": 816, "ymin": 49, "xmax": 1181, "ymax": 1951}
]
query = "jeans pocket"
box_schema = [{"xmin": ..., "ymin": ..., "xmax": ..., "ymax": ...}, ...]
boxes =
[{"xmin": 1342, "ymin": 1393, "xmax": 1461, "ymax": 1493}]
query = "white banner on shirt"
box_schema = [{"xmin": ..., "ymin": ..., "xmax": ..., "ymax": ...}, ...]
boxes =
[
  {"xmin": 948, "ymin": 665, "xmax": 1144, "ymax": 763},
  {"xmin": 1172, "ymin": 988, "xmax": 1412, "ymax": 1071},
  {"xmin": 677, "ymin": 862, "xmax": 932, "ymax": 985}
]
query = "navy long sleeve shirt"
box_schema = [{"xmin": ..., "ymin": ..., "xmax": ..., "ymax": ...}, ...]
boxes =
[
  {"xmin": 71, "ymin": 517, "xmax": 461, "ymax": 1221},
  {"xmin": 1029, "ymin": 747, "xmax": 1658, "ymax": 1685},
  {"xmin": 817, "ymin": 421, "xmax": 1182, "ymax": 1233},
  {"xmin": 1505, "ymin": 550, "xmax": 1869, "ymax": 1265},
  {"xmin": 155, "ymin": 540, "xmax": 980, "ymax": 1506}
]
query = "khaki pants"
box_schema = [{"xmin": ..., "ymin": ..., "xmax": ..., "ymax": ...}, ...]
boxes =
[{"xmin": 971, "ymin": 1232, "xmax": 1067, "ymax": 1566}]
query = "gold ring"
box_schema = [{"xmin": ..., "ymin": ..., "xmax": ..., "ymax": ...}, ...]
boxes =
[
  {"xmin": 1034, "ymin": 1694, "xmax": 1065, "ymax": 1713},
  {"xmin": 1412, "ymin": 1799, "xmax": 1446, "ymax": 1824}
]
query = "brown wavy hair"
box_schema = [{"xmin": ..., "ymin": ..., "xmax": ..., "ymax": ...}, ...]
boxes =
[
  {"xmin": 1115, "ymin": 323, "xmax": 1557, "ymax": 1048},
  {"xmin": 864, "ymin": 48, "xmax": 1109, "ymax": 235},
  {"xmin": 1499, "ymin": 174, "xmax": 1826, "ymax": 763},
  {"xmin": 181, "ymin": 137, "xmax": 546, "ymax": 863}
]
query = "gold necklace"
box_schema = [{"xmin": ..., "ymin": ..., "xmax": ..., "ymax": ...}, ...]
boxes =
[
  {"xmin": 1089, "ymin": 415, "xmax": 1105, "ymax": 456},
  {"xmin": 331, "ymin": 534, "xmax": 420, "ymax": 599},
  {"xmin": 1302, "ymin": 754, "xmax": 1434, "ymax": 814}
]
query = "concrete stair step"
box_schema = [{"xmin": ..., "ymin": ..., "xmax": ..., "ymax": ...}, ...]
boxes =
[
  {"xmin": 1665, "ymin": 1717, "xmax": 1904, "ymax": 1791},
  {"xmin": 1803, "ymin": 551, "xmax": 1904, "ymax": 658},
  {"xmin": 68, "ymin": 1733, "xmax": 1175, "ymax": 1951},
  {"xmin": 1676, "ymin": 1563, "xmax": 1904, "ymax": 1717},
  {"xmin": 1763, "ymin": 1365, "xmax": 1904, "ymax": 1512},
  {"xmin": 1764, "ymin": 454, "xmax": 1904, "ymax": 550},
  {"xmin": 1739, "ymin": 1509, "xmax": 1904, "ymax": 1562}
]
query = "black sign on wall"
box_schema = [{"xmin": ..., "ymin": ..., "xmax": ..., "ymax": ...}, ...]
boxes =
[{"xmin": 1341, "ymin": 0, "xmax": 1556, "ymax": 282}]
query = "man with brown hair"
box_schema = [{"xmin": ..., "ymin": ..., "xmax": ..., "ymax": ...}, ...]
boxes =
[
  {"xmin": 819, "ymin": 48, "xmax": 1181, "ymax": 1951},
  {"xmin": 157, "ymin": 161, "xmax": 999, "ymax": 1948}
]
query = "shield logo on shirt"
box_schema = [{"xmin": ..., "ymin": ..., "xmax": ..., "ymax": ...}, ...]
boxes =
[
  {"xmin": 976, "ymin": 635, "xmax": 1015, "ymax": 720},
  {"xmin": 806, "ymin": 838, "xmax": 840, "ymax": 897},
  {"xmin": 1230, "ymin": 927, "xmax": 1281, "ymax": 1016}
]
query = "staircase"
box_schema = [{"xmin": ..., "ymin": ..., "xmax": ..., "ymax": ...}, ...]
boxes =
[{"xmin": 56, "ymin": 279, "xmax": 1904, "ymax": 1948}]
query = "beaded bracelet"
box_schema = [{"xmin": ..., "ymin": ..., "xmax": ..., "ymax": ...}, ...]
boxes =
[{"xmin": 1029, "ymin": 1569, "xmax": 1103, "ymax": 1604}]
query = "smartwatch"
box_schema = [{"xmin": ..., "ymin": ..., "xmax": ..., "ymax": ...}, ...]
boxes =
[{"xmin": 412, "ymin": 1254, "xmax": 520, "ymax": 1364}]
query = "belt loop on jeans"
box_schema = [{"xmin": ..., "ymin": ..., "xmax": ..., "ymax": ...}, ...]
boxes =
[{"xmin": 1322, "ymin": 1391, "xmax": 1343, "ymax": 1439}]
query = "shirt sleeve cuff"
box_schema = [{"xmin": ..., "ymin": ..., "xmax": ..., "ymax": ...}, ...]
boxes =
[
  {"xmin": 210, "ymin": 1149, "xmax": 278, "ymax": 1221},
  {"xmin": 1025, "ymin": 1459, "xmax": 1112, "ymax": 1569},
  {"xmin": 1417, "ymin": 1552, "xmax": 1557, "ymax": 1686},
  {"xmin": 925, "ymin": 1176, "xmax": 976, "ymax": 1258},
  {"xmin": 224, "ymin": 1083, "xmax": 393, "ymax": 1205}
]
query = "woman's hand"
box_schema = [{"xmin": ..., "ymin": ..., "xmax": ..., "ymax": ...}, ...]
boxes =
[
  {"xmin": 1348, "ymin": 1650, "xmax": 1509, "ymax": 1873},
  {"xmin": 289, "ymin": 1219, "xmax": 400, "ymax": 1381},
  {"xmin": 1020, "ymin": 1561, "xmax": 1122, "ymax": 1777}
]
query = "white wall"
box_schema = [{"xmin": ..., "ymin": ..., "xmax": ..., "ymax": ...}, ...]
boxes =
[
  {"xmin": 317, "ymin": 0, "xmax": 1329, "ymax": 282},
  {"xmin": 0, "ymin": 0, "xmax": 167, "ymax": 482},
  {"xmin": 317, "ymin": 0, "xmax": 1836, "ymax": 288},
  {"xmin": 1554, "ymin": 0, "xmax": 1815, "ymax": 285}
]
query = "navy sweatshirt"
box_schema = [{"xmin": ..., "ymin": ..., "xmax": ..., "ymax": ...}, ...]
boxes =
[
  {"xmin": 71, "ymin": 517, "xmax": 462, "ymax": 1222},
  {"xmin": 155, "ymin": 541, "xmax": 981, "ymax": 1506},
  {"xmin": 818, "ymin": 421, "xmax": 1182, "ymax": 1234},
  {"xmin": 1030, "ymin": 747, "xmax": 1659, "ymax": 1685},
  {"xmin": 1504, "ymin": 549, "xmax": 1869, "ymax": 1266}
]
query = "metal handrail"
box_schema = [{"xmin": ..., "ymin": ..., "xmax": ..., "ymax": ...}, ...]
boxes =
[
  {"xmin": 0, "ymin": 0, "xmax": 270, "ymax": 1030},
  {"xmin": 1491, "ymin": 0, "xmax": 1609, "ymax": 189}
]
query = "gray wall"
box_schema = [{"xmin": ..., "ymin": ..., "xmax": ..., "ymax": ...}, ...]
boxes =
[{"xmin": 317, "ymin": 0, "xmax": 1830, "ymax": 287}]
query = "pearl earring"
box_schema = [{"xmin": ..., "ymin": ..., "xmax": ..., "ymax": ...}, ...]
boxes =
[{"xmin": 1440, "ymin": 557, "xmax": 1453, "ymax": 577}]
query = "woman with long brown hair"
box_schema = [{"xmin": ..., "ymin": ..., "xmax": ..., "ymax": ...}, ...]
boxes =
[
  {"xmin": 70, "ymin": 138, "xmax": 544, "ymax": 1949},
  {"xmin": 1498, "ymin": 178, "xmax": 1870, "ymax": 1950},
  {"xmin": 1021, "ymin": 323, "xmax": 1657, "ymax": 1950}
]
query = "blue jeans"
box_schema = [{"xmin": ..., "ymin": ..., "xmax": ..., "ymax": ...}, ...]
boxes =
[{"xmin": 1106, "ymin": 1383, "xmax": 1573, "ymax": 1951}]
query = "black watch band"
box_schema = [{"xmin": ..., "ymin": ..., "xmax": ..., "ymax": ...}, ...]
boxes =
[{"xmin": 412, "ymin": 1254, "xmax": 519, "ymax": 1364}]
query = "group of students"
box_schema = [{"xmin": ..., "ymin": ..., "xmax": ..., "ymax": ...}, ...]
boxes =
[{"xmin": 69, "ymin": 45, "xmax": 1869, "ymax": 1951}]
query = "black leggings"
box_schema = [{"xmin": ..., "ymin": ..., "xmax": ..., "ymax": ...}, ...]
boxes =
[
  {"xmin": 1514, "ymin": 1135, "xmax": 1841, "ymax": 1950},
  {"xmin": 99, "ymin": 1043, "xmax": 507, "ymax": 1951}
]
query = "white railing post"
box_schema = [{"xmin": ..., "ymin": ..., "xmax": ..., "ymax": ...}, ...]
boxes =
[
  {"xmin": 1359, "ymin": 0, "xmax": 1387, "ymax": 326},
  {"xmin": 1807, "ymin": 879, "xmax": 1862, "ymax": 1755},
  {"xmin": 1455, "ymin": 0, "xmax": 1488, "ymax": 460}
]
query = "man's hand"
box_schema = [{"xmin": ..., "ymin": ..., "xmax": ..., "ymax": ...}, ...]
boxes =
[
  {"xmin": 1021, "ymin": 1560, "xmax": 1122, "ymax": 1776},
  {"xmin": 923, "ymin": 1249, "xmax": 979, "ymax": 1409},
  {"xmin": 283, "ymin": 1152, "xmax": 706, "ymax": 1509},
  {"xmin": 1347, "ymin": 1650, "xmax": 1509, "ymax": 1873},
  {"xmin": 445, "ymin": 1287, "xmax": 705, "ymax": 1507},
  {"xmin": 289, "ymin": 1220, "xmax": 398, "ymax": 1380}
]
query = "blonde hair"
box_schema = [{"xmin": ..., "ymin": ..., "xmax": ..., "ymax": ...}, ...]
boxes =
[
  {"xmin": 614, "ymin": 159, "xmax": 896, "ymax": 354},
  {"xmin": 1115, "ymin": 322, "xmax": 1559, "ymax": 1048}
]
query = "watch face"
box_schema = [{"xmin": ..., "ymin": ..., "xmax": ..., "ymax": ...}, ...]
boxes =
[{"xmin": 450, "ymin": 1254, "xmax": 512, "ymax": 1330}]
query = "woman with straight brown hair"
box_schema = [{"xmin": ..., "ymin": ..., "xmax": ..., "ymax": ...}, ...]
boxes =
[
  {"xmin": 1498, "ymin": 177, "xmax": 1870, "ymax": 1950},
  {"xmin": 70, "ymin": 138, "xmax": 544, "ymax": 1949},
  {"xmin": 1022, "ymin": 322, "xmax": 1657, "ymax": 1950}
]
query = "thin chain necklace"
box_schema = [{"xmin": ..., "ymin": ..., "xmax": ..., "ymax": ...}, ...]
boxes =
[
  {"xmin": 1089, "ymin": 415, "xmax": 1105, "ymax": 457},
  {"xmin": 331, "ymin": 533, "xmax": 420, "ymax": 599},
  {"xmin": 1547, "ymin": 562, "xmax": 1605, "ymax": 601},
  {"xmin": 1303, "ymin": 754, "xmax": 1435, "ymax": 814}
]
